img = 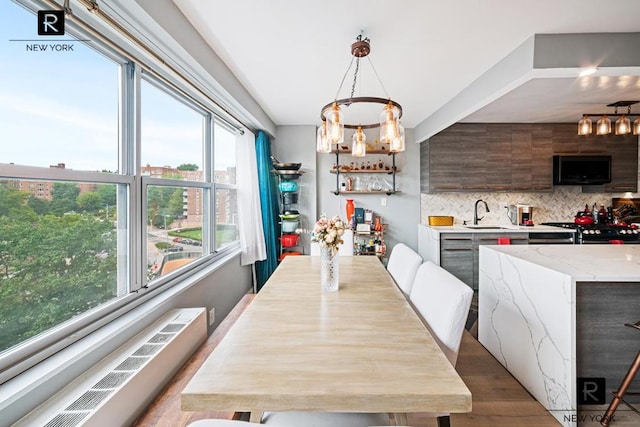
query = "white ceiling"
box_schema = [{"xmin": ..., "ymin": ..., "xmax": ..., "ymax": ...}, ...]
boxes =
[{"xmin": 172, "ymin": 0, "xmax": 640, "ymax": 137}]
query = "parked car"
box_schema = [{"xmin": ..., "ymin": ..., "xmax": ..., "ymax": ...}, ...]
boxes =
[
  {"xmin": 166, "ymin": 245, "xmax": 184, "ymax": 252},
  {"xmin": 172, "ymin": 237, "xmax": 183, "ymax": 243}
]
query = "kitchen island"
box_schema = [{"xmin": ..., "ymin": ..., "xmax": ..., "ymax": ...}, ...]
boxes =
[{"xmin": 478, "ymin": 245, "xmax": 640, "ymax": 427}]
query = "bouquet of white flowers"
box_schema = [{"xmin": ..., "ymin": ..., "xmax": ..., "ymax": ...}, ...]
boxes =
[{"xmin": 310, "ymin": 214, "xmax": 346, "ymax": 256}]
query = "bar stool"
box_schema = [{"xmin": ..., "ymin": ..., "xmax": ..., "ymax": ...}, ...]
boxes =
[{"xmin": 601, "ymin": 320, "xmax": 640, "ymax": 427}]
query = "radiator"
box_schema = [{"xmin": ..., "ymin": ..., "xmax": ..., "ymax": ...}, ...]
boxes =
[{"xmin": 14, "ymin": 307, "xmax": 207, "ymax": 427}]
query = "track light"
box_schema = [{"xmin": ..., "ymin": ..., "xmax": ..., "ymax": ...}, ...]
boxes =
[{"xmin": 578, "ymin": 101, "xmax": 640, "ymax": 136}]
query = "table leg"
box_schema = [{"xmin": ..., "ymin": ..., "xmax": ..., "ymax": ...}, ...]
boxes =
[
  {"xmin": 249, "ymin": 411, "xmax": 263, "ymax": 423},
  {"xmin": 437, "ymin": 415, "xmax": 451, "ymax": 427},
  {"xmin": 393, "ymin": 413, "xmax": 408, "ymax": 425}
]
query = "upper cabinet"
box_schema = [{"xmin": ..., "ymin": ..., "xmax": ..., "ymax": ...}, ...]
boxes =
[{"xmin": 421, "ymin": 123, "xmax": 638, "ymax": 193}]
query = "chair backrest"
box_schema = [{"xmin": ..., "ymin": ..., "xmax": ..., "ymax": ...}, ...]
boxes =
[
  {"xmin": 386, "ymin": 243, "xmax": 422, "ymax": 296},
  {"xmin": 409, "ymin": 261, "xmax": 473, "ymax": 366}
]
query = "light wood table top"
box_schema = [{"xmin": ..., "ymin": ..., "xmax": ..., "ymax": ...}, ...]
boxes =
[{"xmin": 181, "ymin": 256, "xmax": 471, "ymax": 421}]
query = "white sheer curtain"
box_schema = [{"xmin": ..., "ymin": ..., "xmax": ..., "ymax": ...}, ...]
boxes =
[{"xmin": 236, "ymin": 129, "xmax": 266, "ymax": 265}]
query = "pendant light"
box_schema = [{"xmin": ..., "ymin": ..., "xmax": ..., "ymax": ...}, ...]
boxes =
[
  {"xmin": 615, "ymin": 105, "xmax": 632, "ymax": 135},
  {"xmin": 390, "ymin": 121, "xmax": 405, "ymax": 153},
  {"xmin": 596, "ymin": 115, "xmax": 611, "ymax": 135},
  {"xmin": 578, "ymin": 101, "xmax": 639, "ymax": 136},
  {"xmin": 318, "ymin": 34, "xmax": 404, "ymax": 153},
  {"xmin": 577, "ymin": 115, "xmax": 592, "ymax": 135},
  {"xmin": 351, "ymin": 126, "xmax": 366, "ymax": 157},
  {"xmin": 380, "ymin": 101, "xmax": 400, "ymax": 144},
  {"xmin": 316, "ymin": 122, "xmax": 331, "ymax": 153},
  {"xmin": 325, "ymin": 102, "xmax": 344, "ymax": 145}
]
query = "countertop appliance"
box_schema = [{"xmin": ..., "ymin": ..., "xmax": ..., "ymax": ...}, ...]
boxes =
[
  {"xmin": 508, "ymin": 204, "xmax": 534, "ymax": 225},
  {"xmin": 541, "ymin": 222, "xmax": 640, "ymax": 244}
]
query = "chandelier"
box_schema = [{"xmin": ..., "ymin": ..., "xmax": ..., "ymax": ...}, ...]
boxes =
[
  {"xmin": 577, "ymin": 100, "xmax": 640, "ymax": 136},
  {"xmin": 316, "ymin": 34, "xmax": 405, "ymax": 156}
]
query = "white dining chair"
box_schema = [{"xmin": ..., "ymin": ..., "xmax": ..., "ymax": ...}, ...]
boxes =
[
  {"xmin": 406, "ymin": 260, "xmax": 474, "ymax": 427},
  {"xmin": 386, "ymin": 243, "xmax": 422, "ymax": 296},
  {"xmin": 261, "ymin": 411, "xmax": 390, "ymax": 426},
  {"xmin": 409, "ymin": 260, "xmax": 473, "ymax": 367}
]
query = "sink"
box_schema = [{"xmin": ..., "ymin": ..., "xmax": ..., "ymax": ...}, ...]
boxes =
[{"xmin": 464, "ymin": 226, "xmax": 510, "ymax": 230}]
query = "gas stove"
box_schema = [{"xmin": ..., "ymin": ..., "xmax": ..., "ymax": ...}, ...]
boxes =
[{"xmin": 541, "ymin": 222, "xmax": 640, "ymax": 244}]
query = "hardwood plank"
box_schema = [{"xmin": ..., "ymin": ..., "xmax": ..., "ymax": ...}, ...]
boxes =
[{"xmin": 132, "ymin": 294, "xmax": 255, "ymax": 427}]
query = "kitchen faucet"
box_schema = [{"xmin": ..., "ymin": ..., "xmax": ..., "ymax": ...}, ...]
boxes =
[{"xmin": 474, "ymin": 199, "xmax": 490, "ymax": 225}]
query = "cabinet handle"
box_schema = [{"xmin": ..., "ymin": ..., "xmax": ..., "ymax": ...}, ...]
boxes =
[
  {"xmin": 443, "ymin": 248, "xmax": 472, "ymax": 252},
  {"xmin": 442, "ymin": 238, "xmax": 472, "ymax": 242}
]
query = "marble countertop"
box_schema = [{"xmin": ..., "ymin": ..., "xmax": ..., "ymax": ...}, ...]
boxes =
[
  {"xmin": 481, "ymin": 245, "xmax": 640, "ymax": 281},
  {"xmin": 423, "ymin": 224, "xmax": 573, "ymax": 233}
]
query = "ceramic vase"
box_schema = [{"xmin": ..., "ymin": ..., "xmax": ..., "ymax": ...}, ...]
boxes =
[{"xmin": 345, "ymin": 199, "xmax": 355, "ymax": 222}]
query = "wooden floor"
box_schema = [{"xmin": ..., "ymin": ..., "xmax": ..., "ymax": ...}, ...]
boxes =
[{"xmin": 133, "ymin": 294, "xmax": 561, "ymax": 427}]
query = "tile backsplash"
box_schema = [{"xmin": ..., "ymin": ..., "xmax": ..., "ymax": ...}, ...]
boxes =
[{"xmin": 420, "ymin": 186, "xmax": 639, "ymax": 225}]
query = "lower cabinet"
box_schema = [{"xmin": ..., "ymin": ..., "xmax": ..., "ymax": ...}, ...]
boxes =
[
  {"xmin": 439, "ymin": 234, "xmax": 473, "ymax": 286},
  {"xmin": 440, "ymin": 232, "xmax": 528, "ymax": 290}
]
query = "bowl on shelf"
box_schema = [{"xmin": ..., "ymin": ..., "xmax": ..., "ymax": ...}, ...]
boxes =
[
  {"xmin": 280, "ymin": 234, "xmax": 299, "ymax": 247},
  {"xmin": 282, "ymin": 219, "xmax": 299, "ymax": 232},
  {"xmin": 279, "ymin": 213, "xmax": 300, "ymax": 220}
]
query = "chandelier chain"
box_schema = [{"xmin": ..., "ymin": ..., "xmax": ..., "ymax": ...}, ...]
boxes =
[{"xmin": 349, "ymin": 57, "xmax": 360, "ymax": 99}]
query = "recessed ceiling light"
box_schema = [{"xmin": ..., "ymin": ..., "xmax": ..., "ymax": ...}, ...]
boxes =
[{"xmin": 578, "ymin": 67, "xmax": 598, "ymax": 77}]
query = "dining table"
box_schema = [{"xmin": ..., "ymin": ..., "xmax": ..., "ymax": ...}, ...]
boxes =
[{"xmin": 181, "ymin": 255, "xmax": 472, "ymax": 425}]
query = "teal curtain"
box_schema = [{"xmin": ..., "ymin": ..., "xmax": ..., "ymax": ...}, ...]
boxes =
[{"xmin": 254, "ymin": 130, "xmax": 280, "ymax": 290}]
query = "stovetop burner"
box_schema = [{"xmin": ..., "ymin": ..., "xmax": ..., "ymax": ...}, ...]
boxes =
[{"xmin": 541, "ymin": 222, "xmax": 640, "ymax": 243}]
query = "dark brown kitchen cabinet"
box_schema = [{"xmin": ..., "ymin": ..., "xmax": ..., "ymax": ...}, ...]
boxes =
[
  {"xmin": 425, "ymin": 123, "xmax": 553, "ymax": 192},
  {"xmin": 439, "ymin": 234, "xmax": 473, "ymax": 286},
  {"xmin": 423, "ymin": 123, "xmax": 636, "ymax": 193},
  {"xmin": 440, "ymin": 232, "xmax": 529, "ymax": 291}
]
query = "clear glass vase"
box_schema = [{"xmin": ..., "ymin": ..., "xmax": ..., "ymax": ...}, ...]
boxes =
[{"xmin": 320, "ymin": 246, "xmax": 339, "ymax": 292}]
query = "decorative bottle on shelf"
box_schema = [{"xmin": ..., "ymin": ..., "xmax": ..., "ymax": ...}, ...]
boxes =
[
  {"xmin": 374, "ymin": 216, "xmax": 383, "ymax": 232},
  {"xmin": 346, "ymin": 199, "xmax": 355, "ymax": 222}
]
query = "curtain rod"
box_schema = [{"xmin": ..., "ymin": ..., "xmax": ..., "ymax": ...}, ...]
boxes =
[{"xmin": 43, "ymin": 0, "xmax": 250, "ymax": 134}]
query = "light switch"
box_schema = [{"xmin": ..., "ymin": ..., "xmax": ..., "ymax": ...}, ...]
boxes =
[{"xmin": 381, "ymin": 197, "xmax": 387, "ymax": 207}]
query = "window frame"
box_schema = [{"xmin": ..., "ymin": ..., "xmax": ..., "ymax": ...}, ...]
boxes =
[{"xmin": 0, "ymin": 0, "xmax": 242, "ymax": 383}]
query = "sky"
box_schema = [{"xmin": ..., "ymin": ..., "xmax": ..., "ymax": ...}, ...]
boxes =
[{"xmin": 0, "ymin": 0, "xmax": 236, "ymax": 173}]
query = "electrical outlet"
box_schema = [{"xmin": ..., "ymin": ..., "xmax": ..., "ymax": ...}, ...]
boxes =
[
  {"xmin": 208, "ymin": 307, "xmax": 215, "ymax": 326},
  {"xmin": 380, "ymin": 197, "xmax": 387, "ymax": 207}
]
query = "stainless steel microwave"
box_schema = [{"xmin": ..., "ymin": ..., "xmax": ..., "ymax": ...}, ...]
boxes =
[{"xmin": 552, "ymin": 155, "xmax": 612, "ymax": 185}]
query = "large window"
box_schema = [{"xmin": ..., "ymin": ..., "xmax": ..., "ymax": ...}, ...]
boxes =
[{"xmin": 0, "ymin": 0, "xmax": 240, "ymax": 374}]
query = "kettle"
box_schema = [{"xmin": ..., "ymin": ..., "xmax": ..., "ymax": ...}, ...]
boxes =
[{"xmin": 574, "ymin": 211, "xmax": 594, "ymax": 225}]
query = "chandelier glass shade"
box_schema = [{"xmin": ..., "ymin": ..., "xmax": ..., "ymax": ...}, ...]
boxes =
[
  {"xmin": 578, "ymin": 101, "xmax": 640, "ymax": 136},
  {"xmin": 316, "ymin": 121, "xmax": 331, "ymax": 153},
  {"xmin": 596, "ymin": 115, "xmax": 611, "ymax": 135},
  {"xmin": 351, "ymin": 126, "xmax": 366, "ymax": 157},
  {"xmin": 317, "ymin": 34, "xmax": 404, "ymax": 153}
]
